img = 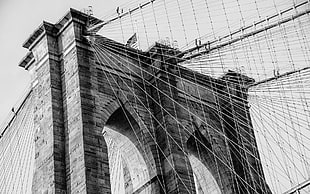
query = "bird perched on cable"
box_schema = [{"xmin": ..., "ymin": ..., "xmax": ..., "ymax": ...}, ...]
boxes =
[
  {"xmin": 116, "ymin": 7, "xmax": 120, "ymax": 15},
  {"xmin": 11, "ymin": 108, "xmax": 16, "ymax": 116}
]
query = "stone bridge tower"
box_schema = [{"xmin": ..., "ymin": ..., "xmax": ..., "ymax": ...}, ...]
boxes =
[{"xmin": 19, "ymin": 9, "xmax": 270, "ymax": 194}]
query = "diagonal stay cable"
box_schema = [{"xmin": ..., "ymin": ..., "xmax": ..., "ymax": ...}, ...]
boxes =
[{"xmin": 91, "ymin": 41, "xmax": 269, "ymax": 193}]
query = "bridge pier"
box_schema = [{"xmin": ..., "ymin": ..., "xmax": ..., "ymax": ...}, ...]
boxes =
[
  {"xmin": 27, "ymin": 22, "xmax": 67, "ymax": 194},
  {"xmin": 149, "ymin": 47, "xmax": 196, "ymax": 194},
  {"xmin": 21, "ymin": 10, "xmax": 111, "ymax": 194}
]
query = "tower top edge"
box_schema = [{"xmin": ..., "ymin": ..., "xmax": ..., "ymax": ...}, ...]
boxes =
[{"xmin": 22, "ymin": 8, "xmax": 101, "ymax": 50}]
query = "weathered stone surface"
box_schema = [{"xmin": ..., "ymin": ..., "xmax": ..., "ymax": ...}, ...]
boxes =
[
  {"xmin": 29, "ymin": 23, "xmax": 66, "ymax": 194},
  {"xmin": 19, "ymin": 8, "xmax": 270, "ymax": 194}
]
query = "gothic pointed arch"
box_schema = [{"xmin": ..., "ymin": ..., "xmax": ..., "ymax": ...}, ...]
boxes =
[
  {"xmin": 186, "ymin": 121, "xmax": 236, "ymax": 194},
  {"xmin": 102, "ymin": 101, "xmax": 161, "ymax": 193}
]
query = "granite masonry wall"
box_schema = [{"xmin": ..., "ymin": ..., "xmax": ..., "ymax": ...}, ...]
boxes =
[{"xmin": 19, "ymin": 9, "xmax": 270, "ymax": 194}]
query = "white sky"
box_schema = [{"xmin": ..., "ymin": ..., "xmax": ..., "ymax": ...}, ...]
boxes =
[{"xmin": 0, "ymin": 0, "xmax": 131, "ymax": 125}]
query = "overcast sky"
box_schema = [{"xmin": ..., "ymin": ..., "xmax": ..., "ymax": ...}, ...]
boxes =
[{"xmin": 0, "ymin": 0, "xmax": 130, "ymax": 125}]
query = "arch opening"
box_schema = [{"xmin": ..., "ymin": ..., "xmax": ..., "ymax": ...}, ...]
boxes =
[
  {"xmin": 190, "ymin": 155, "xmax": 222, "ymax": 194},
  {"xmin": 103, "ymin": 106, "xmax": 154, "ymax": 194},
  {"xmin": 187, "ymin": 129, "xmax": 222, "ymax": 194}
]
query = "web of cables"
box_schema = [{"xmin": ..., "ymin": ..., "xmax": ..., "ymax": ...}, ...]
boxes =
[
  {"xmin": 0, "ymin": 0, "xmax": 309, "ymax": 193},
  {"xmin": 86, "ymin": 0, "xmax": 310, "ymax": 193},
  {"xmin": 0, "ymin": 90, "xmax": 34, "ymax": 193}
]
